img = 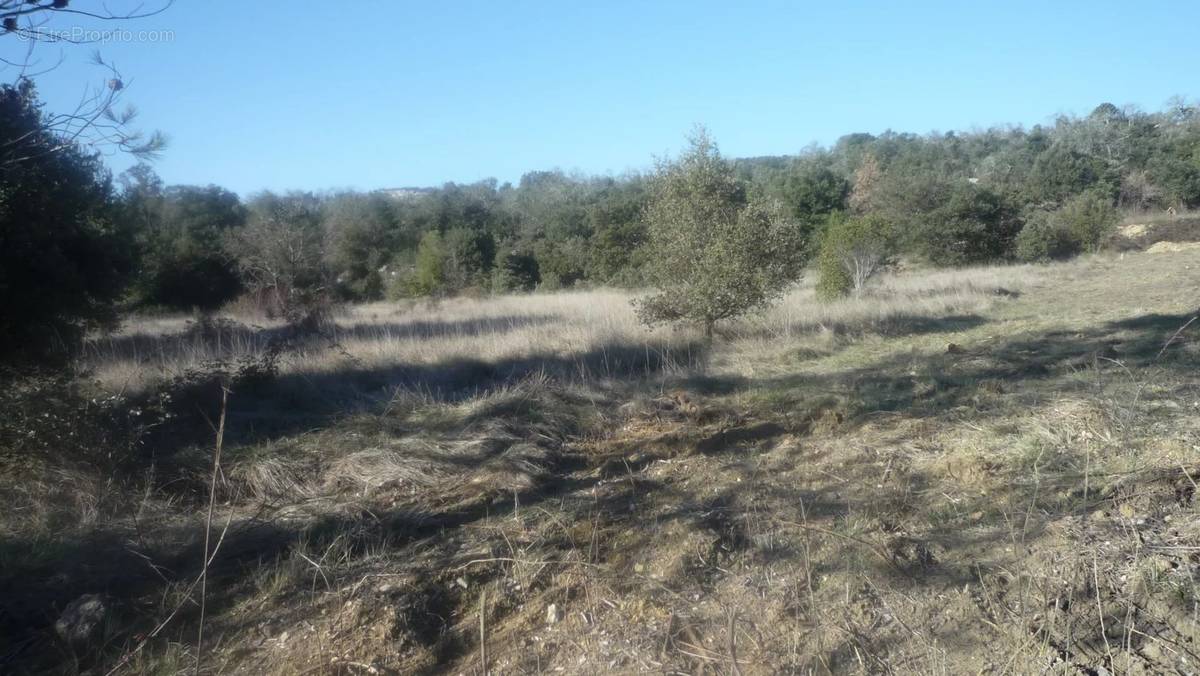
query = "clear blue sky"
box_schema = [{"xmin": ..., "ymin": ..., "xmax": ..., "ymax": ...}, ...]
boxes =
[{"xmin": 6, "ymin": 0, "xmax": 1198, "ymax": 195}]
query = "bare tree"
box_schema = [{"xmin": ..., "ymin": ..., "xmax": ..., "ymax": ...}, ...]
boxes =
[
  {"xmin": 2, "ymin": 1, "xmax": 173, "ymax": 42},
  {"xmin": 1, "ymin": 1, "xmax": 172, "ymax": 164}
]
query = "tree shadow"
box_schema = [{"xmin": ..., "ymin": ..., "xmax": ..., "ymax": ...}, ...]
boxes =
[{"xmin": 6, "ymin": 307, "xmax": 1196, "ymax": 672}]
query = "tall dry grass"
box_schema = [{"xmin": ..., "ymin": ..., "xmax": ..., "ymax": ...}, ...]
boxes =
[{"xmin": 82, "ymin": 263, "xmax": 1046, "ymax": 394}]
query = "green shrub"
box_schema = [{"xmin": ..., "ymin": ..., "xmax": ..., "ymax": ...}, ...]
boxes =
[
  {"xmin": 1056, "ymin": 190, "xmax": 1118, "ymax": 253},
  {"xmin": 140, "ymin": 250, "xmax": 243, "ymax": 311},
  {"xmin": 1015, "ymin": 211, "xmax": 1077, "ymax": 262},
  {"xmin": 635, "ymin": 128, "xmax": 806, "ymax": 338},
  {"xmin": 816, "ymin": 212, "xmax": 895, "ymax": 301},
  {"xmin": 492, "ymin": 249, "xmax": 540, "ymax": 293},
  {"xmin": 1015, "ymin": 191, "xmax": 1118, "ymax": 262}
]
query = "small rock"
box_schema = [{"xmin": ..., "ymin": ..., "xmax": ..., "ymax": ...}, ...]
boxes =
[
  {"xmin": 546, "ymin": 603, "xmax": 561, "ymax": 624},
  {"xmin": 55, "ymin": 594, "xmax": 109, "ymax": 646}
]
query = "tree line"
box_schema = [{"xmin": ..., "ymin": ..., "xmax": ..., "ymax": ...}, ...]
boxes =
[{"xmin": 3, "ymin": 80, "xmax": 1200, "ymax": 361}]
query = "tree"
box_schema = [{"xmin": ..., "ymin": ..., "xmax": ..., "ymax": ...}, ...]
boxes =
[
  {"xmin": 323, "ymin": 191, "xmax": 398, "ymax": 300},
  {"xmin": 442, "ymin": 227, "xmax": 496, "ymax": 290},
  {"xmin": 848, "ymin": 154, "xmax": 882, "ymax": 214},
  {"xmin": 898, "ymin": 180, "xmax": 1021, "ymax": 265},
  {"xmin": 782, "ymin": 161, "xmax": 849, "ymax": 220},
  {"xmin": 1015, "ymin": 190, "xmax": 1118, "ymax": 262},
  {"xmin": 136, "ymin": 184, "xmax": 246, "ymax": 311},
  {"xmin": 0, "ymin": 80, "xmax": 132, "ymax": 363},
  {"xmin": 816, "ymin": 213, "xmax": 896, "ymax": 300},
  {"xmin": 411, "ymin": 230, "xmax": 446, "ymax": 296},
  {"xmin": 230, "ymin": 192, "xmax": 329, "ymax": 320},
  {"xmin": 635, "ymin": 128, "xmax": 805, "ymax": 339},
  {"xmin": 1055, "ymin": 190, "xmax": 1119, "ymax": 254},
  {"xmin": 1015, "ymin": 210, "xmax": 1077, "ymax": 262},
  {"xmin": 492, "ymin": 248, "xmax": 540, "ymax": 293}
]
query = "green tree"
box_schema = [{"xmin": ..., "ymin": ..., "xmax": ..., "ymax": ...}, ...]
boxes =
[
  {"xmin": 1014, "ymin": 210, "xmax": 1077, "ymax": 262},
  {"xmin": 492, "ymin": 248, "xmax": 540, "ymax": 293},
  {"xmin": 412, "ymin": 230, "xmax": 446, "ymax": 295},
  {"xmin": 323, "ymin": 192, "xmax": 398, "ymax": 301},
  {"xmin": 783, "ymin": 161, "xmax": 849, "ymax": 220},
  {"xmin": 816, "ymin": 213, "xmax": 896, "ymax": 300},
  {"xmin": 635, "ymin": 129, "xmax": 805, "ymax": 339},
  {"xmin": 442, "ymin": 227, "xmax": 496, "ymax": 290},
  {"xmin": 137, "ymin": 184, "xmax": 246, "ymax": 311},
  {"xmin": 0, "ymin": 81, "xmax": 133, "ymax": 363},
  {"xmin": 1015, "ymin": 190, "xmax": 1118, "ymax": 262}
]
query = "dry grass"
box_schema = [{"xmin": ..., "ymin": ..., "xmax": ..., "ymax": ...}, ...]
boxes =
[
  {"xmin": 82, "ymin": 263, "xmax": 1044, "ymax": 396},
  {"xmin": 8, "ymin": 251, "xmax": 1200, "ymax": 674}
]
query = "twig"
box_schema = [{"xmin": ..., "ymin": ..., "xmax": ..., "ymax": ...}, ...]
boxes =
[
  {"xmin": 196, "ymin": 387, "xmax": 229, "ymax": 676},
  {"xmin": 454, "ymin": 556, "xmax": 602, "ymax": 571},
  {"xmin": 479, "ymin": 588, "xmax": 488, "ymax": 676},
  {"xmin": 772, "ymin": 518, "xmax": 913, "ymax": 578},
  {"xmin": 727, "ymin": 610, "xmax": 743, "ymax": 676},
  {"xmin": 1093, "ymin": 553, "xmax": 1114, "ymax": 666},
  {"xmin": 1157, "ymin": 315, "xmax": 1197, "ymax": 359}
]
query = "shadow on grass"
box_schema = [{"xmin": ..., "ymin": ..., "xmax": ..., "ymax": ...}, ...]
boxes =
[
  {"xmin": 699, "ymin": 309, "xmax": 1199, "ymax": 428},
  {"xmin": 4, "ymin": 307, "xmax": 1197, "ymax": 672},
  {"xmin": 137, "ymin": 339, "xmax": 709, "ymax": 463},
  {"xmin": 87, "ymin": 314, "xmax": 565, "ymax": 365}
]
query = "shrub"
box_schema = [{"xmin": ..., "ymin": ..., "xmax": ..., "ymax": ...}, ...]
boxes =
[
  {"xmin": 635, "ymin": 128, "xmax": 806, "ymax": 339},
  {"xmin": 135, "ymin": 184, "xmax": 247, "ymax": 312},
  {"xmin": 492, "ymin": 249, "xmax": 540, "ymax": 293},
  {"xmin": 816, "ymin": 212, "xmax": 896, "ymax": 300},
  {"xmin": 1015, "ymin": 211, "xmax": 1077, "ymax": 262},
  {"xmin": 412, "ymin": 230, "xmax": 446, "ymax": 295},
  {"xmin": 140, "ymin": 250, "xmax": 243, "ymax": 312},
  {"xmin": 1056, "ymin": 190, "xmax": 1119, "ymax": 253},
  {"xmin": 904, "ymin": 182, "xmax": 1021, "ymax": 265},
  {"xmin": 1015, "ymin": 191, "xmax": 1118, "ymax": 262}
]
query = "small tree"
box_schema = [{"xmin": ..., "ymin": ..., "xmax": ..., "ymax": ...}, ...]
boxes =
[
  {"xmin": 1015, "ymin": 190, "xmax": 1118, "ymax": 261},
  {"xmin": 229, "ymin": 192, "xmax": 330, "ymax": 321},
  {"xmin": 1056, "ymin": 190, "xmax": 1118, "ymax": 253},
  {"xmin": 492, "ymin": 249, "xmax": 540, "ymax": 293},
  {"xmin": 816, "ymin": 212, "xmax": 895, "ymax": 300},
  {"xmin": 635, "ymin": 129, "xmax": 805, "ymax": 339},
  {"xmin": 1015, "ymin": 210, "xmax": 1076, "ymax": 262}
]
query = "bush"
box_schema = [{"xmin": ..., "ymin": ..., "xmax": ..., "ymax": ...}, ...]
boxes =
[
  {"xmin": 1014, "ymin": 211, "xmax": 1077, "ymax": 262},
  {"xmin": 412, "ymin": 230, "xmax": 446, "ymax": 296},
  {"xmin": 1015, "ymin": 191, "xmax": 1118, "ymax": 262},
  {"xmin": 635, "ymin": 129, "xmax": 806, "ymax": 338},
  {"xmin": 912, "ymin": 184, "xmax": 1021, "ymax": 265},
  {"xmin": 1056, "ymin": 190, "xmax": 1119, "ymax": 253},
  {"xmin": 140, "ymin": 250, "xmax": 243, "ymax": 312},
  {"xmin": 135, "ymin": 184, "xmax": 247, "ymax": 312},
  {"xmin": 492, "ymin": 249, "xmax": 540, "ymax": 293},
  {"xmin": 816, "ymin": 213, "xmax": 895, "ymax": 300}
]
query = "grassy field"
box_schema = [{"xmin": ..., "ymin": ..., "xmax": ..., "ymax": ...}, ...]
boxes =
[{"xmin": 3, "ymin": 248, "xmax": 1200, "ymax": 674}]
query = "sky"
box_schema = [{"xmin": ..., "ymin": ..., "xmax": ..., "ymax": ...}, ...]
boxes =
[{"xmin": 4, "ymin": 0, "xmax": 1199, "ymax": 195}]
